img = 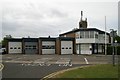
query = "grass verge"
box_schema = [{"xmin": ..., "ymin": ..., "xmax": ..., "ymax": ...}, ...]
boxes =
[{"xmin": 53, "ymin": 64, "xmax": 118, "ymax": 78}]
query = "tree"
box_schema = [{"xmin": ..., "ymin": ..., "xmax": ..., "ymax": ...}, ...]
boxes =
[
  {"xmin": 2, "ymin": 35, "xmax": 12, "ymax": 47},
  {"xmin": 115, "ymin": 36, "xmax": 120, "ymax": 43}
]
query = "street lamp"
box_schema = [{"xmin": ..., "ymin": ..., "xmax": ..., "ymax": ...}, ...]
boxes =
[
  {"xmin": 115, "ymin": 40, "xmax": 117, "ymax": 55},
  {"xmin": 110, "ymin": 29, "xmax": 116, "ymax": 66}
]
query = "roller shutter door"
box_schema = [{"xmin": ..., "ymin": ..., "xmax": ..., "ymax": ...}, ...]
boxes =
[
  {"xmin": 25, "ymin": 42, "xmax": 38, "ymax": 54},
  {"xmin": 42, "ymin": 41, "xmax": 55, "ymax": 54},
  {"xmin": 61, "ymin": 41, "xmax": 73, "ymax": 54},
  {"xmin": 9, "ymin": 42, "xmax": 22, "ymax": 54}
]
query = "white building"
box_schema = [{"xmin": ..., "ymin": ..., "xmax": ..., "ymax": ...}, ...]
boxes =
[
  {"xmin": 60, "ymin": 28, "xmax": 110, "ymax": 55},
  {"xmin": 60, "ymin": 11, "xmax": 110, "ymax": 55}
]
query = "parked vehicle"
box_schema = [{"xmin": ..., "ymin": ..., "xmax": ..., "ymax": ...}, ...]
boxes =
[{"xmin": 0, "ymin": 48, "xmax": 6, "ymax": 54}]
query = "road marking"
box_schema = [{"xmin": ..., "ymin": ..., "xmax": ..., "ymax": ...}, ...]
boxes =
[
  {"xmin": 56, "ymin": 58, "xmax": 72, "ymax": 66},
  {"xmin": 84, "ymin": 58, "xmax": 89, "ymax": 64},
  {"xmin": 0, "ymin": 63, "xmax": 4, "ymax": 71}
]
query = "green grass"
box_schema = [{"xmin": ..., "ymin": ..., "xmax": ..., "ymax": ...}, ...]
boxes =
[{"xmin": 54, "ymin": 64, "xmax": 118, "ymax": 78}]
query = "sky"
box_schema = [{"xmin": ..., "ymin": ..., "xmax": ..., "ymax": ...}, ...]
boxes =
[{"xmin": 1, "ymin": 0, "xmax": 119, "ymax": 41}]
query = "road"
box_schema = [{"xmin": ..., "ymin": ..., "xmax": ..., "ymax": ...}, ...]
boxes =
[
  {"xmin": 2, "ymin": 63, "xmax": 88, "ymax": 79},
  {"xmin": 1, "ymin": 54, "xmax": 119, "ymax": 79}
]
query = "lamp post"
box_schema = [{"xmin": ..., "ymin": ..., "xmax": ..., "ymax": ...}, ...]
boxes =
[
  {"xmin": 110, "ymin": 29, "xmax": 115, "ymax": 66},
  {"xmin": 115, "ymin": 40, "xmax": 117, "ymax": 55}
]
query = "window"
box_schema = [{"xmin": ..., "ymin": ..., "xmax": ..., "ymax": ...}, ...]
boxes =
[
  {"xmin": 51, "ymin": 46, "xmax": 55, "ymax": 49},
  {"xmin": 33, "ymin": 45, "xmax": 37, "ymax": 49},
  {"xmin": 14, "ymin": 47, "xmax": 17, "ymax": 49},
  {"xmin": 42, "ymin": 45, "xmax": 55, "ymax": 49},
  {"xmin": 33, "ymin": 45, "xmax": 36, "ymax": 47},
  {"xmin": 90, "ymin": 31, "xmax": 94, "ymax": 38},
  {"xmin": 95, "ymin": 34, "xmax": 98, "ymax": 38},
  {"xmin": 25, "ymin": 45, "xmax": 28, "ymax": 47},
  {"xmin": 25, "ymin": 47, "xmax": 28, "ymax": 49},
  {"xmin": 80, "ymin": 31, "xmax": 84, "ymax": 38},
  {"xmin": 29, "ymin": 46, "xmax": 31, "ymax": 47},
  {"xmin": 33, "ymin": 47, "xmax": 36, "ymax": 49},
  {"xmin": 76, "ymin": 33, "xmax": 80, "ymax": 39},
  {"xmin": 42, "ymin": 46, "xmax": 46, "ymax": 49},
  {"xmin": 10, "ymin": 47, "xmax": 13, "ymax": 49},
  {"xmin": 18, "ymin": 47, "xmax": 21, "ymax": 49},
  {"xmin": 69, "ymin": 47, "xmax": 72, "ymax": 49},
  {"xmin": 66, "ymin": 47, "xmax": 68, "ymax": 49},
  {"xmin": 85, "ymin": 31, "xmax": 89, "ymax": 38},
  {"xmin": 62, "ymin": 47, "xmax": 64, "ymax": 49}
]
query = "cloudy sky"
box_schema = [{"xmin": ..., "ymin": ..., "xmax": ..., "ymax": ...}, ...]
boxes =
[{"xmin": 1, "ymin": 0, "xmax": 119, "ymax": 40}]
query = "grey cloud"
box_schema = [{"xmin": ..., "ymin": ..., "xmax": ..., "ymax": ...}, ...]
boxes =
[
  {"xmin": 49, "ymin": 9, "xmax": 68, "ymax": 18},
  {"xmin": 2, "ymin": 22, "xmax": 20, "ymax": 32},
  {"xmin": 1, "ymin": 1, "xmax": 118, "ymax": 40}
]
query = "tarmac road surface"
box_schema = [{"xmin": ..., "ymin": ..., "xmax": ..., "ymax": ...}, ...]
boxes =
[{"xmin": 2, "ymin": 63, "xmax": 88, "ymax": 79}]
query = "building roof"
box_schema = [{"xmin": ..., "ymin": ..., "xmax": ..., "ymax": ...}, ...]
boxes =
[
  {"xmin": 39, "ymin": 37, "xmax": 56, "ymax": 41},
  {"xmin": 7, "ymin": 38, "xmax": 22, "ymax": 42},
  {"xmin": 57, "ymin": 37, "xmax": 75, "ymax": 41},
  {"xmin": 59, "ymin": 28, "xmax": 109, "ymax": 36},
  {"xmin": 22, "ymin": 38, "xmax": 38, "ymax": 42}
]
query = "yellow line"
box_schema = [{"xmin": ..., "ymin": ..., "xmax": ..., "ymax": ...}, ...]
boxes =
[
  {"xmin": 41, "ymin": 65, "xmax": 94, "ymax": 80},
  {"xmin": 0, "ymin": 63, "xmax": 4, "ymax": 71}
]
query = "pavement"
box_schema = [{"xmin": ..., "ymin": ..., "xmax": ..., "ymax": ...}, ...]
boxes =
[{"xmin": 0, "ymin": 54, "xmax": 119, "ymax": 79}]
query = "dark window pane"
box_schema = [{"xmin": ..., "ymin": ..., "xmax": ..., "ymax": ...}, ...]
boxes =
[{"xmin": 10, "ymin": 47, "xmax": 13, "ymax": 49}]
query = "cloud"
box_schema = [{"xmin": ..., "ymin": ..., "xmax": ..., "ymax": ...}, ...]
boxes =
[{"xmin": 1, "ymin": 0, "xmax": 118, "ymax": 40}]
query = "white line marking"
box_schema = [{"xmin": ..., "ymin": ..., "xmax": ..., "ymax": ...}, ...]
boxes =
[
  {"xmin": 84, "ymin": 58, "xmax": 89, "ymax": 64},
  {"xmin": 0, "ymin": 63, "xmax": 4, "ymax": 71}
]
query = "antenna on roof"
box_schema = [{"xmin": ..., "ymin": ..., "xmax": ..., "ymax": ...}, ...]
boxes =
[
  {"xmin": 81, "ymin": 11, "xmax": 83, "ymax": 21},
  {"xmin": 79, "ymin": 11, "xmax": 88, "ymax": 29}
]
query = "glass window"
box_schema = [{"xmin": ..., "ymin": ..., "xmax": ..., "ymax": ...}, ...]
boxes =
[
  {"xmin": 95, "ymin": 34, "xmax": 98, "ymax": 38},
  {"xmin": 14, "ymin": 47, "xmax": 17, "ymax": 49},
  {"xmin": 76, "ymin": 33, "xmax": 80, "ymax": 39},
  {"xmin": 51, "ymin": 46, "xmax": 55, "ymax": 49},
  {"xmin": 62, "ymin": 47, "xmax": 64, "ymax": 49},
  {"xmin": 85, "ymin": 31, "xmax": 89, "ymax": 38},
  {"xmin": 42, "ymin": 46, "xmax": 46, "ymax": 49},
  {"xmin": 18, "ymin": 47, "xmax": 21, "ymax": 49},
  {"xmin": 10, "ymin": 47, "xmax": 13, "ymax": 49},
  {"xmin": 90, "ymin": 31, "xmax": 94, "ymax": 38},
  {"xmin": 33, "ymin": 45, "xmax": 36, "ymax": 49},
  {"xmin": 69, "ymin": 47, "xmax": 72, "ymax": 49},
  {"xmin": 33, "ymin": 47, "xmax": 36, "ymax": 49},
  {"xmin": 80, "ymin": 31, "xmax": 84, "ymax": 38},
  {"xmin": 95, "ymin": 32, "xmax": 98, "ymax": 39},
  {"xmin": 25, "ymin": 45, "xmax": 28, "ymax": 47},
  {"xmin": 42, "ymin": 45, "xmax": 55, "ymax": 49}
]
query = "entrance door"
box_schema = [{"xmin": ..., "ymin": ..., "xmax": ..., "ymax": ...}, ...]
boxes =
[{"xmin": 81, "ymin": 44, "xmax": 92, "ymax": 54}]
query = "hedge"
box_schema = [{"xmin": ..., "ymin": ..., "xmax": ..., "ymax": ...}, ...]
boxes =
[{"xmin": 107, "ymin": 46, "xmax": 120, "ymax": 55}]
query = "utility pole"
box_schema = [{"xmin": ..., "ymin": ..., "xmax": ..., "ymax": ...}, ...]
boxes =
[{"xmin": 105, "ymin": 16, "xmax": 107, "ymax": 55}]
